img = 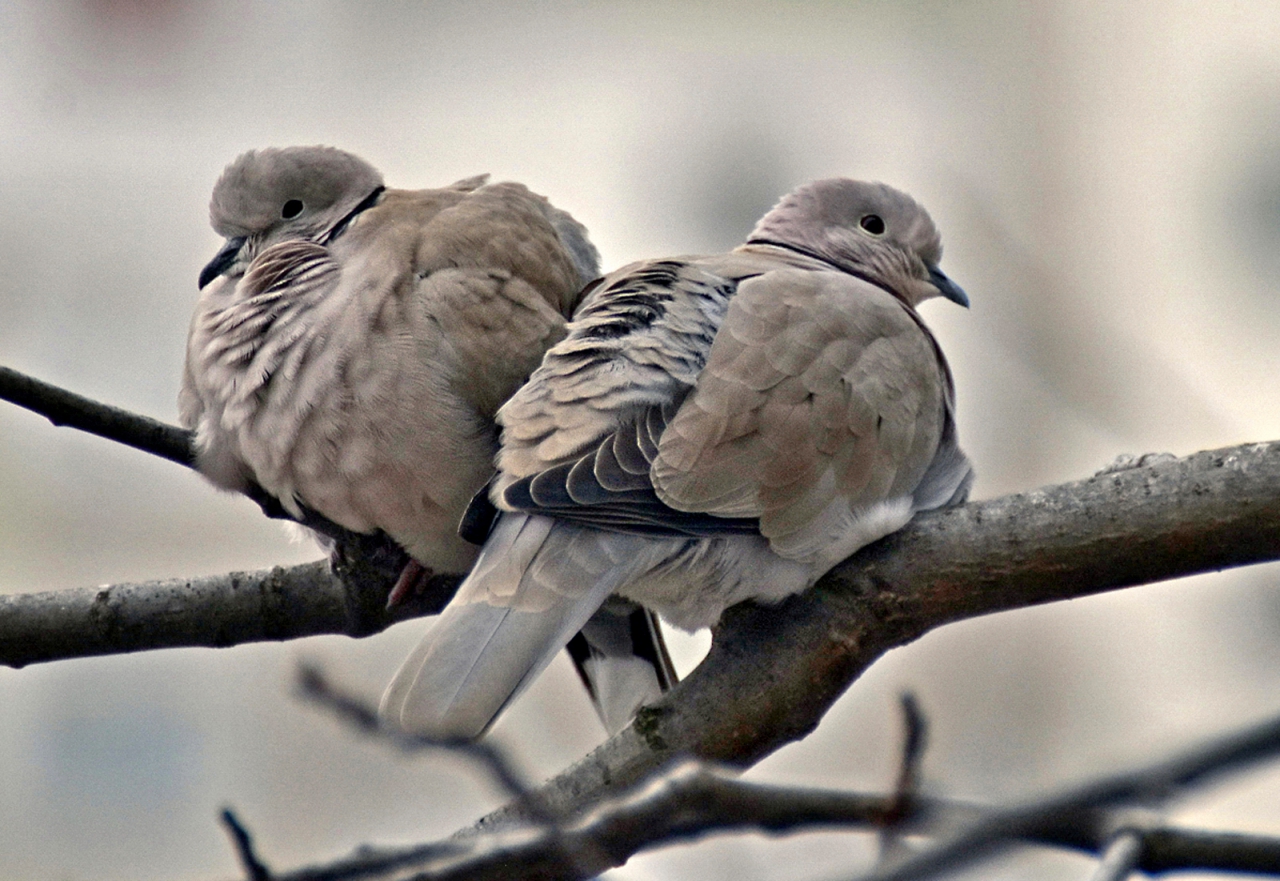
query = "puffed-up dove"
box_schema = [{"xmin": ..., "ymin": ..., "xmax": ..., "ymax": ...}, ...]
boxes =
[
  {"xmin": 179, "ymin": 146, "xmax": 600, "ymax": 584},
  {"xmin": 380, "ymin": 178, "xmax": 974, "ymax": 740}
]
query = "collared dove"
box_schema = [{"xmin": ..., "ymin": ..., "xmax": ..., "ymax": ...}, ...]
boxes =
[
  {"xmin": 380, "ymin": 178, "xmax": 974, "ymax": 740},
  {"xmin": 179, "ymin": 146, "xmax": 600, "ymax": 585}
]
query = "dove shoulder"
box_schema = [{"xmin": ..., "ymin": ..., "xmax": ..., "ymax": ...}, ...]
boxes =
[
  {"xmin": 652, "ymin": 260, "xmax": 959, "ymax": 565},
  {"xmin": 494, "ymin": 252, "xmax": 773, "ymax": 484},
  {"xmin": 400, "ymin": 181, "xmax": 599, "ymax": 419}
]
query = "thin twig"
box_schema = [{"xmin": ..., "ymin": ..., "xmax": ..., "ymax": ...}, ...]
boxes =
[
  {"xmin": 0, "ymin": 364, "xmax": 195, "ymax": 466},
  {"xmin": 0, "ymin": 363, "xmax": 361, "ymax": 543},
  {"xmin": 221, "ymin": 807, "xmax": 273, "ymax": 881},
  {"xmin": 856, "ymin": 708, "xmax": 1280, "ymax": 881},
  {"xmin": 877, "ymin": 692, "xmax": 929, "ymax": 863},
  {"xmin": 295, "ymin": 665, "xmax": 614, "ymax": 880},
  {"xmin": 295, "ymin": 664, "xmax": 535, "ymax": 805},
  {"xmin": 1088, "ymin": 831, "xmax": 1144, "ymax": 881},
  {"xmin": 265, "ymin": 754, "xmax": 1280, "ymax": 881},
  {"xmin": 889, "ymin": 692, "xmax": 928, "ymax": 822}
]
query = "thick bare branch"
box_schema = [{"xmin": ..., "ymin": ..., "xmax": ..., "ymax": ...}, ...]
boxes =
[
  {"xmin": 4, "ymin": 441, "xmax": 1276, "ymax": 680},
  {"xmin": 479, "ymin": 440, "xmax": 1280, "ymax": 823},
  {"xmin": 1140, "ymin": 827, "xmax": 1280, "ymax": 875},
  {"xmin": 0, "ymin": 561, "xmax": 459, "ymax": 668}
]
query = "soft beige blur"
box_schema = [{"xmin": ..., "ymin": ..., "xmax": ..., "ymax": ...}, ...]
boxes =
[{"xmin": 1, "ymin": 2, "xmax": 1279, "ymax": 879}]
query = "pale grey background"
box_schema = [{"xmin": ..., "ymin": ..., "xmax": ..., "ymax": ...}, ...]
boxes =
[{"xmin": 2, "ymin": 2, "xmax": 1280, "ymax": 879}]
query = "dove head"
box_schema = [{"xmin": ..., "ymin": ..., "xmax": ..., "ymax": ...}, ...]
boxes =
[
  {"xmin": 200, "ymin": 146, "xmax": 385, "ymax": 288},
  {"xmin": 747, "ymin": 178, "xmax": 968, "ymax": 309}
]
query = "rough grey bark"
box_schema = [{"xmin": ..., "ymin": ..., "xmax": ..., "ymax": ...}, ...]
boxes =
[
  {"xmin": 4, "ymin": 443, "xmax": 1277, "ymax": 676},
  {"xmin": 0, "ymin": 551, "xmax": 456, "ymax": 668}
]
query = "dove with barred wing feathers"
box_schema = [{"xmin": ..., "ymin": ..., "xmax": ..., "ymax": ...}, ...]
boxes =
[
  {"xmin": 381, "ymin": 178, "xmax": 974, "ymax": 739},
  {"xmin": 180, "ymin": 146, "xmax": 599, "ymax": 585}
]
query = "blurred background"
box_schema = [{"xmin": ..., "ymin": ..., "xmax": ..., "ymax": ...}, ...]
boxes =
[{"xmin": 2, "ymin": 1, "xmax": 1280, "ymax": 878}]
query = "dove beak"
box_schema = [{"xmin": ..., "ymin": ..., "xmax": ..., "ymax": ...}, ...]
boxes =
[
  {"xmin": 198, "ymin": 236, "xmax": 248, "ymax": 289},
  {"xmin": 928, "ymin": 266, "xmax": 969, "ymax": 308}
]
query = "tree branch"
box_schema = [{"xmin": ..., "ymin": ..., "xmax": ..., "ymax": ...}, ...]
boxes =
[
  {"xmin": 0, "ymin": 561, "xmax": 459, "ymax": 668},
  {"xmin": 220, "ymin": 808, "xmax": 273, "ymax": 881},
  {"xmin": 250, "ymin": 744, "xmax": 1280, "ymax": 881},
  {"xmin": 857, "ymin": 701, "xmax": 1280, "ymax": 881},
  {"xmin": 296, "ymin": 665, "xmax": 536, "ymax": 805},
  {"xmin": 0, "ymin": 364, "xmax": 194, "ymax": 466},
  {"xmin": 1087, "ymin": 832, "xmax": 1144, "ymax": 881},
  {"xmin": 5, "ymin": 365, "xmax": 1280, "ymax": 873},
  {"xmin": 477, "ymin": 440, "xmax": 1280, "ymax": 823},
  {"xmin": 4, "ymin": 439, "xmax": 1275, "ymax": 680},
  {"xmin": 0, "ymin": 364, "xmax": 386, "ymax": 547}
]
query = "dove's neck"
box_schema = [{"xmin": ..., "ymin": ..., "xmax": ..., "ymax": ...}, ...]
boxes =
[
  {"xmin": 322, "ymin": 186, "xmax": 386, "ymax": 245},
  {"xmin": 742, "ymin": 238, "xmax": 908, "ymax": 305}
]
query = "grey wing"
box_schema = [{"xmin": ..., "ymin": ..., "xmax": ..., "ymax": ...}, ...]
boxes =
[
  {"xmin": 650, "ymin": 268, "xmax": 974, "ymax": 569},
  {"xmin": 492, "ymin": 256, "xmax": 762, "ymax": 535}
]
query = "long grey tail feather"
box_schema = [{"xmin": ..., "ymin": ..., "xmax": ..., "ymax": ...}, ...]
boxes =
[
  {"xmin": 379, "ymin": 514, "xmax": 657, "ymax": 740},
  {"xmin": 567, "ymin": 599, "xmax": 679, "ymax": 735}
]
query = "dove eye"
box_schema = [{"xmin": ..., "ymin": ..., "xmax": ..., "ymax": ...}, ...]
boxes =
[
  {"xmin": 859, "ymin": 214, "xmax": 885, "ymax": 235},
  {"xmin": 281, "ymin": 199, "xmax": 304, "ymax": 220}
]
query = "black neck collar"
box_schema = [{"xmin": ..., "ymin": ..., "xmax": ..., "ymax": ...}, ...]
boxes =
[
  {"xmin": 744, "ymin": 237, "xmax": 903, "ymax": 303},
  {"xmin": 325, "ymin": 186, "xmax": 386, "ymax": 244}
]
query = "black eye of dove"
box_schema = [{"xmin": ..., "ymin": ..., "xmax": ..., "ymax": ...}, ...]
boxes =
[
  {"xmin": 282, "ymin": 199, "xmax": 304, "ymax": 219},
  {"xmin": 859, "ymin": 214, "xmax": 885, "ymax": 235}
]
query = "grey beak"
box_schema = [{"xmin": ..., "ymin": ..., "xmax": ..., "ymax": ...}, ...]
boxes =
[
  {"xmin": 198, "ymin": 236, "xmax": 247, "ymax": 289},
  {"xmin": 928, "ymin": 265, "xmax": 969, "ymax": 308}
]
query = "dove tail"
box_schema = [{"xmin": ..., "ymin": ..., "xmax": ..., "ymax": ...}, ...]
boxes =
[
  {"xmin": 379, "ymin": 514, "xmax": 660, "ymax": 740},
  {"xmin": 567, "ymin": 599, "xmax": 678, "ymax": 735}
]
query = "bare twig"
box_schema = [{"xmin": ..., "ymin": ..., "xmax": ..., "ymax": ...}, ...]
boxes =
[
  {"xmin": 877, "ymin": 692, "xmax": 929, "ymax": 863},
  {"xmin": 271, "ymin": 760, "xmax": 902, "ymax": 881},
  {"xmin": 296, "ymin": 664, "xmax": 534, "ymax": 803},
  {"xmin": 888, "ymin": 692, "xmax": 928, "ymax": 823},
  {"xmin": 1088, "ymin": 831, "xmax": 1144, "ymax": 881},
  {"xmin": 0, "ymin": 364, "xmax": 375, "ymax": 547},
  {"xmin": 259, "ymin": 751, "xmax": 1280, "ymax": 880},
  {"xmin": 294, "ymin": 664, "xmax": 614, "ymax": 880},
  {"xmin": 221, "ymin": 807, "xmax": 273, "ymax": 881},
  {"xmin": 0, "ymin": 364, "xmax": 195, "ymax": 466},
  {"xmin": 857, "ymin": 707, "xmax": 1280, "ymax": 881}
]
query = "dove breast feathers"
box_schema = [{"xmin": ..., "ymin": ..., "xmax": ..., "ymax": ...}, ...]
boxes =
[{"xmin": 181, "ymin": 166, "xmax": 595, "ymax": 573}]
